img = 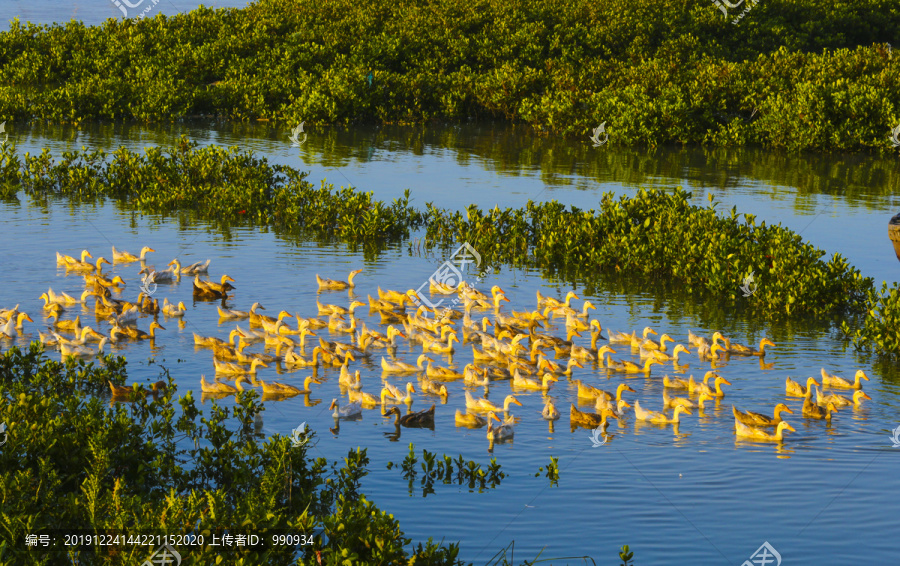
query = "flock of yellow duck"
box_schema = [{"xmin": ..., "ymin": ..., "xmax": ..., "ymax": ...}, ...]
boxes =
[{"xmin": 0, "ymin": 249, "xmax": 874, "ymax": 447}]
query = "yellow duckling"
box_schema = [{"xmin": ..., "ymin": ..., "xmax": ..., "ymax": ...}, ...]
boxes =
[
  {"xmin": 573, "ymin": 379, "xmax": 606, "ymax": 400},
  {"xmin": 111, "ymin": 246, "xmax": 154, "ymax": 263},
  {"xmin": 108, "ymin": 379, "xmax": 166, "ymax": 399},
  {"xmin": 634, "ymin": 400, "xmax": 691, "ymax": 424},
  {"xmin": 283, "ymin": 346, "xmax": 321, "ymax": 368},
  {"xmin": 735, "ymin": 420, "xmax": 796, "ymax": 442},
  {"xmin": 455, "ymin": 410, "xmax": 488, "ymax": 428},
  {"xmin": 422, "ymin": 332, "xmax": 459, "ymax": 354},
  {"xmin": 162, "ymin": 299, "xmax": 187, "ymax": 318},
  {"xmin": 377, "ymin": 286, "xmax": 415, "ymax": 304},
  {"xmin": 694, "ymin": 375, "xmax": 731, "ymax": 398},
  {"xmin": 639, "ymin": 333, "xmax": 674, "ymax": 352},
  {"xmin": 536, "ymin": 290, "xmax": 578, "ymax": 309},
  {"xmin": 420, "ymin": 377, "xmax": 449, "ymax": 399},
  {"xmin": 820, "ymin": 368, "xmax": 869, "ymax": 390},
  {"xmin": 642, "ymin": 343, "xmax": 690, "ymax": 362},
  {"xmin": 260, "ymin": 311, "xmax": 294, "ymax": 334},
  {"xmin": 194, "ymin": 332, "xmax": 230, "ymax": 348},
  {"xmin": 688, "ymin": 329, "xmax": 713, "ymax": 348},
  {"xmin": 424, "ymin": 357, "xmax": 464, "ymax": 380},
  {"xmin": 511, "ymin": 370, "xmax": 557, "ymax": 391},
  {"xmin": 317, "ymin": 299, "xmax": 366, "ymax": 317},
  {"xmin": 316, "ymin": 269, "xmax": 363, "ymax": 291},
  {"xmin": 594, "ymin": 395, "xmax": 631, "ymax": 417},
  {"xmin": 569, "ymin": 404, "xmax": 616, "ymax": 429},
  {"xmin": 608, "ymin": 326, "xmax": 654, "ymax": 344},
  {"xmin": 380, "ymin": 354, "xmax": 429, "ymax": 374},
  {"xmin": 663, "ymin": 391, "xmax": 714, "ymax": 411},
  {"xmin": 384, "ymin": 382, "xmax": 416, "ymax": 405},
  {"xmin": 348, "ymin": 386, "xmax": 393, "ymax": 407},
  {"xmin": 51, "ymin": 313, "xmax": 81, "ymax": 333},
  {"xmin": 818, "ymin": 389, "xmax": 871, "ymax": 407},
  {"xmin": 41, "ymin": 288, "xmax": 91, "ymax": 307},
  {"xmin": 542, "ymin": 399, "xmax": 561, "ymax": 421},
  {"xmin": 112, "ymin": 321, "xmax": 165, "ymax": 341},
  {"xmin": 218, "ymin": 302, "xmax": 264, "ymax": 320},
  {"xmin": 727, "ymin": 337, "xmax": 776, "ymax": 357},
  {"xmin": 193, "ymin": 274, "xmax": 234, "ymax": 293},
  {"xmin": 66, "ymin": 256, "xmax": 110, "ymax": 274},
  {"xmin": 327, "ymin": 314, "xmax": 357, "ymax": 334},
  {"xmin": 465, "ymin": 391, "xmax": 521, "ymax": 413},
  {"xmin": 537, "ymin": 356, "xmax": 584, "ymax": 378},
  {"xmin": 84, "ymin": 273, "xmax": 126, "ymax": 291},
  {"xmin": 58, "ymin": 249, "xmax": 93, "ymax": 265},
  {"xmin": 200, "ymin": 375, "xmax": 251, "ymax": 394},
  {"xmin": 598, "ymin": 383, "xmax": 637, "ymax": 404},
  {"xmin": 786, "ymin": 376, "xmax": 819, "ymax": 397},
  {"xmin": 213, "ymin": 358, "xmax": 268, "ymax": 376},
  {"xmin": 611, "ymin": 357, "xmax": 662, "ymax": 375},
  {"xmin": 548, "ymin": 299, "xmax": 596, "ymax": 319},
  {"xmin": 732, "ymin": 403, "xmax": 793, "ymax": 427},
  {"xmin": 802, "ymin": 396, "xmax": 839, "ymax": 420}
]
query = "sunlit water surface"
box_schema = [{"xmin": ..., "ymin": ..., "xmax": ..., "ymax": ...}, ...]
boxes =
[{"xmin": 2, "ymin": 123, "xmax": 900, "ymax": 564}]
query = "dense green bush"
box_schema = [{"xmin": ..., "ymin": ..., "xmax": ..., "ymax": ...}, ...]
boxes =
[
  {"xmin": 0, "ymin": 343, "xmax": 466, "ymax": 565},
  {"xmin": 0, "ymin": 0, "xmax": 898, "ymax": 152}
]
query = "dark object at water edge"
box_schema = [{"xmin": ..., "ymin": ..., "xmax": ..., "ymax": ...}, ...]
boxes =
[{"xmin": 889, "ymin": 214, "xmax": 900, "ymax": 261}]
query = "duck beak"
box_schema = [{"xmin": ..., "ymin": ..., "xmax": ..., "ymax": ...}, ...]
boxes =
[
  {"xmin": 512, "ymin": 398, "xmax": 522, "ymax": 406},
  {"xmin": 784, "ymin": 406, "xmax": 794, "ymax": 414},
  {"xmin": 861, "ymin": 392, "xmax": 872, "ymax": 400}
]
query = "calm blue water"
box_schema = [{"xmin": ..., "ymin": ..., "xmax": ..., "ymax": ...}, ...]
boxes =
[
  {"xmin": 1, "ymin": 1, "xmax": 251, "ymax": 29},
  {"xmin": 2, "ymin": 120, "xmax": 900, "ymax": 564}
]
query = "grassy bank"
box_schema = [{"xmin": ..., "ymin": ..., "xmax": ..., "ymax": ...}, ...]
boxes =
[
  {"xmin": 2, "ymin": 139, "xmax": 895, "ymax": 355},
  {"xmin": 0, "ymin": 0, "xmax": 898, "ymax": 152}
]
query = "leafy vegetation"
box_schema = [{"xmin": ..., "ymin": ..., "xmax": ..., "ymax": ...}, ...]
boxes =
[
  {"xmin": 0, "ymin": 343, "xmax": 471, "ymax": 565},
  {"xmin": 534, "ymin": 456, "xmax": 560, "ymax": 486},
  {"xmin": 386, "ymin": 443, "xmax": 507, "ymax": 496},
  {"xmin": 0, "ymin": 0, "xmax": 898, "ymax": 152}
]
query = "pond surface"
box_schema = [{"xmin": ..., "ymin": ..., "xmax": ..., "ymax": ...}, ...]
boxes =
[
  {"xmin": 2, "ymin": 123, "xmax": 900, "ymax": 564},
  {"xmin": 1, "ymin": 1, "xmax": 252, "ymax": 29}
]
